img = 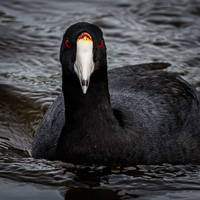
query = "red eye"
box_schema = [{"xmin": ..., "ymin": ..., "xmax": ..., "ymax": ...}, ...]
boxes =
[
  {"xmin": 65, "ymin": 40, "xmax": 71, "ymax": 48},
  {"xmin": 97, "ymin": 40, "xmax": 103, "ymax": 48}
]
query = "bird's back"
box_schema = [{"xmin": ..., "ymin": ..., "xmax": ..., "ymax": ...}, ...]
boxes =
[{"xmin": 109, "ymin": 63, "xmax": 200, "ymax": 163}]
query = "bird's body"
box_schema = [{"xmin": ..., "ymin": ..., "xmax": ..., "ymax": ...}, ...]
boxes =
[{"xmin": 32, "ymin": 22, "xmax": 200, "ymax": 165}]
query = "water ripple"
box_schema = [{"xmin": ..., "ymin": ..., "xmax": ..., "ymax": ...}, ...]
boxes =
[{"xmin": 0, "ymin": 0, "xmax": 200, "ymax": 199}]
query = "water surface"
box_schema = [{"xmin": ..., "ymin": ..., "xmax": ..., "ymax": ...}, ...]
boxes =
[{"xmin": 0, "ymin": 0, "xmax": 200, "ymax": 199}]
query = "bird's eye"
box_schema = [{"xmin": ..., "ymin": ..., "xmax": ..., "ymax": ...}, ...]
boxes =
[
  {"xmin": 97, "ymin": 40, "xmax": 103, "ymax": 48},
  {"xmin": 65, "ymin": 40, "xmax": 71, "ymax": 48}
]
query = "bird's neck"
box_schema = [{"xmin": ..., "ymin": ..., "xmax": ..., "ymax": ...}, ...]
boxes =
[
  {"xmin": 62, "ymin": 68, "xmax": 117, "ymax": 128},
  {"xmin": 58, "ymin": 67, "xmax": 130, "ymax": 165}
]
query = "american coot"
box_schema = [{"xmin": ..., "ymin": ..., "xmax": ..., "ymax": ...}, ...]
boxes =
[{"xmin": 32, "ymin": 22, "xmax": 200, "ymax": 165}]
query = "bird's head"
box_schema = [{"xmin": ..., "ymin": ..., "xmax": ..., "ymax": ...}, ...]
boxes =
[{"xmin": 60, "ymin": 22, "xmax": 107, "ymax": 94}]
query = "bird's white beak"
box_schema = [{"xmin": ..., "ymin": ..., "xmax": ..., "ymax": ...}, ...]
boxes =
[{"xmin": 74, "ymin": 32, "xmax": 94, "ymax": 94}]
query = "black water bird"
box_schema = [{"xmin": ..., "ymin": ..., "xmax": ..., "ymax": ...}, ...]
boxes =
[{"xmin": 32, "ymin": 22, "xmax": 200, "ymax": 165}]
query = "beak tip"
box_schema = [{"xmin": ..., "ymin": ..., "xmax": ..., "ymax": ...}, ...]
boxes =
[
  {"xmin": 82, "ymin": 85, "xmax": 88, "ymax": 94},
  {"xmin": 81, "ymin": 79, "xmax": 89, "ymax": 94}
]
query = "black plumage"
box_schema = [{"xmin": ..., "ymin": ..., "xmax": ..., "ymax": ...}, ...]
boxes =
[{"xmin": 32, "ymin": 22, "xmax": 200, "ymax": 165}]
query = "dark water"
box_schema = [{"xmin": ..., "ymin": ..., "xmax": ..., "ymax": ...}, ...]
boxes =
[{"xmin": 0, "ymin": 0, "xmax": 200, "ymax": 199}]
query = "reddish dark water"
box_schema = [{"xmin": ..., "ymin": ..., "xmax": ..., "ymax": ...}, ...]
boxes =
[{"xmin": 0, "ymin": 0, "xmax": 200, "ymax": 199}]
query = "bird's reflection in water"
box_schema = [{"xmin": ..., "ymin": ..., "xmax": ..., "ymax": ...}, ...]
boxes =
[{"xmin": 65, "ymin": 188, "xmax": 120, "ymax": 200}]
